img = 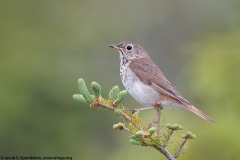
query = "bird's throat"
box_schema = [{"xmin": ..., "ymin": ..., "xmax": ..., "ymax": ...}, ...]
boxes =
[{"xmin": 120, "ymin": 55, "xmax": 129, "ymax": 66}]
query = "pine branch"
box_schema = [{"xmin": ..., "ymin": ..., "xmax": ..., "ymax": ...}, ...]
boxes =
[
  {"xmin": 174, "ymin": 132, "xmax": 196, "ymax": 158},
  {"xmin": 73, "ymin": 78, "xmax": 196, "ymax": 160}
]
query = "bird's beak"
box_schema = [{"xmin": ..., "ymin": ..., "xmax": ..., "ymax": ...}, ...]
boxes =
[{"xmin": 109, "ymin": 44, "xmax": 124, "ymax": 51}]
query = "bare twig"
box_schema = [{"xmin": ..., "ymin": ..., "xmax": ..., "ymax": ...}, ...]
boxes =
[
  {"xmin": 174, "ymin": 138, "xmax": 188, "ymax": 158},
  {"xmin": 147, "ymin": 114, "xmax": 158, "ymax": 129},
  {"xmin": 122, "ymin": 125, "xmax": 135, "ymax": 134},
  {"xmin": 162, "ymin": 129, "xmax": 174, "ymax": 148},
  {"xmin": 156, "ymin": 107, "xmax": 162, "ymax": 136},
  {"xmin": 96, "ymin": 102, "xmax": 141, "ymax": 130},
  {"xmin": 156, "ymin": 146, "xmax": 177, "ymax": 160}
]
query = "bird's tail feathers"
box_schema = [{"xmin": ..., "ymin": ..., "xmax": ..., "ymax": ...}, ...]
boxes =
[{"xmin": 186, "ymin": 105, "xmax": 216, "ymax": 123}]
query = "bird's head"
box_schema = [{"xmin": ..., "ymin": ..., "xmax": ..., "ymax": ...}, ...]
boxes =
[{"xmin": 109, "ymin": 41, "xmax": 149, "ymax": 60}]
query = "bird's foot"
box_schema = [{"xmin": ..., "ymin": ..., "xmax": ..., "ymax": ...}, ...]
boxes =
[
  {"xmin": 152, "ymin": 101, "xmax": 163, "ymax": 110},
  {"xmin": 130, "ymin": 106, "xmax": 154, "ymax": 114}
]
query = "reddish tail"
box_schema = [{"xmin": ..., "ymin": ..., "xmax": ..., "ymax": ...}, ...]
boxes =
[{"xmin": 186, "ymin": 105, "xmax": 216, "ymax": 123}]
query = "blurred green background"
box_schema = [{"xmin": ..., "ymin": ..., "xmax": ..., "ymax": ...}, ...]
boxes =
[{"xmin": 0, "ymin": 0, "xmax": 240, "ymax": 159}]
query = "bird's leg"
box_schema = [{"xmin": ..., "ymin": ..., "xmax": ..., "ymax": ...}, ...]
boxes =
[
  {"xmin": 131, "ymin": 106, "xmax": 160, "ymax": 129},
  {"xmin": 153, "ymin": 102, "xmax": 163, "ymax": 136},
  {"xmin": 130, "ymin": 106, "xmax": 155, "ymax": 114}
]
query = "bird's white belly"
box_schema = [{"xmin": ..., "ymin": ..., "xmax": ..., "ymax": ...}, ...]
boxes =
[
  {"xmin": 122, "ymin": 68, "xmax": 160, "ymax": 106},
  {"xmin": 121, "ymin": 67, "xmax": 184, "ymax": 108},
  {"xmin": 130, "ymin": 80, "xmax": 161, "ymax": 106},
  {"xmin": 127, "ymin": 81, "xmax": 184, "ymax": 108}
]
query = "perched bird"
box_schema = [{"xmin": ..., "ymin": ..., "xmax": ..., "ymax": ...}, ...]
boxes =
[{"xmin": 109, "ymin": 41, "xmax": 215, "ymax": 123}]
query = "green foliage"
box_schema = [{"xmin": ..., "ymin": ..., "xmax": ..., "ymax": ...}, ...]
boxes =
[
  {"xmin": 73, "ymin": 78, "xmax": 197, "ymax": 159},
  {"xmin": 73, "ymin": 94, "xmax": 89, "ymax": 105},
  {"xmin": 91, "ymin": 82, "xmax": 101, "ymax": 98},
  {"xmin": 78, "ymin": 79, "xmax": 94, "ymax": 103},
  {"xmin": 166, "ymin": 124, "xmax": 183, "ymax": 130},
  {"xmin": 113, "ymin": 123, "xmax": 124, "ymax": 130},
  {"xmin": 182, "ymin": 131, "xmax": 196, "ymax": 139},
  {"xmin": 113, "ymin": 109, "xmax": 122, "ymax": 116},
  {"xmin": 130, "ymin": 139, "xmax": 140, "ymax": 145},
  {"xmin": 148, "ymin": 127, "xmax": 156, "ymax": 135},
  {"xmin": 136, "ymin": 131, "xmax": 145, "ymax": 138},
  {"xmin": 113, "ymin": 90, "xmax": 128, "ymax": 105},
  {"xmin": 108, "ymin": 86, "xmax": 120, "ymax": 100}
]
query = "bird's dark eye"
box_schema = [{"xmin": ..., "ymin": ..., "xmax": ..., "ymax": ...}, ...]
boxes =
[{"xmin": 126, "ymin": 45, "xmax": 133, "ymax": 50}]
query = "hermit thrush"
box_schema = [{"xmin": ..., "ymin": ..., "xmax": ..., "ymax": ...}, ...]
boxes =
[{"xmin": 109, "ymin": 41, "xmax": 215, "ymax": 123}]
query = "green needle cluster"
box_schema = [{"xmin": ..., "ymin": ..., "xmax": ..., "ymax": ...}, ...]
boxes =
[{"xmin": 73, "ymin": 78, "xmax": 127, "ymax": 105}]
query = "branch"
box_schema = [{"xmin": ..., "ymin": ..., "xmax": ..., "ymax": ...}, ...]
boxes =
[
  {"xmin": 73, "ymin": 78, "xmax": 196, "ymax": 160},
  {"xmin": 97, "ymin": 102, "xmax": 141, "ymax": 130},
  {"xmin": 158, "ymin": 147, "xmax": 176, "ymax": 160},
  {"xmin": 175, "ymin": 138, "xmax": 187, "ymax": 158},
  {"xmin": 174, "ymin": 132, "xmax": 196, "ymax": 158}
]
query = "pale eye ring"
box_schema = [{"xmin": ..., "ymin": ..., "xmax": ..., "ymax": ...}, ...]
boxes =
[{"xmin": 126, "ymin": 44, "xmax": 133, "ymax": 51}]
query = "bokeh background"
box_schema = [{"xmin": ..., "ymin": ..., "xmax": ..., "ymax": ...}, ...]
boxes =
[{"xmin": 1, "ymin": 0, "xmax": 240, "ymax": 159}]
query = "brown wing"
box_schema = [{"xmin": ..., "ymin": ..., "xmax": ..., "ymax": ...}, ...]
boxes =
[{"xmin": 129, "ymin": 58, "xmax": 191, "ymax": 106}]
